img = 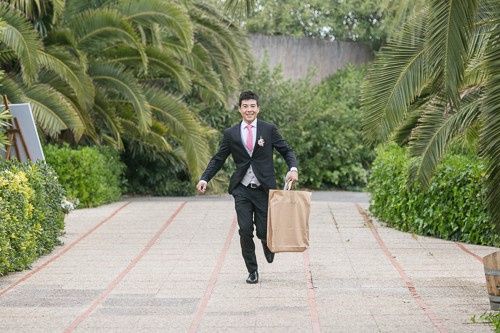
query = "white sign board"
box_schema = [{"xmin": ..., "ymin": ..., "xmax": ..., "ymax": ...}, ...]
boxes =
[{"xmin": 1, "ymin": 103, "xmax": 45, "ymax": 162}]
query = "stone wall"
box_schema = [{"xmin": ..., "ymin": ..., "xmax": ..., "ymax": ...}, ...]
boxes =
[{"xmin": 249, "ymin": 34, "xmax": 373, "ymax": 83}]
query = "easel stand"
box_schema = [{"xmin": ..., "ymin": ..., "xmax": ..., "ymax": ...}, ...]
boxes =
[
  {"xmin": 2, "ymin": 95, "xmax": 31, "ymax": 161},
  {"xmin": 5, "ymin": 118, "xmax": 31, "ymax": 161}
]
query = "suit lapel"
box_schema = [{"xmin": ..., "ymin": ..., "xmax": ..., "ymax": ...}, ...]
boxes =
[{"xmin": 252, "ymin": 119, "xmax": 265, "ymax": 155}]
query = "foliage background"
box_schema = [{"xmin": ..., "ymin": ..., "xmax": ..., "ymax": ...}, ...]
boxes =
[
  {"xmin": 0, "ymin": 160, "xmax": 65, "ymax": 275},
  {"xmin": 44, "ymin": 145, "xmax": 125, "ymax": 207},
  {"xmin": 196, "ymin": 60, "xmax": 374, "ymax": 192},
  {"xmin": 368, "ymin": 144, "xmax": 500, "ymax": 247},
  {"xmin": 212, "ymin": 0, "xmax": 426, "ymax": 49}
]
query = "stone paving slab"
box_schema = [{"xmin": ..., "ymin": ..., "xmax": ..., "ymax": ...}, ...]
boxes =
[{"xmin": 0, "ymin": 193, "xmax": 498, "ymax": 332}]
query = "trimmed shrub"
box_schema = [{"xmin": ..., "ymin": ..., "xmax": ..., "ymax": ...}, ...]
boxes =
[
  {"xmin": 44, "ymin": 145, "xmax": 125, "ymax": 207},
  {"xmin": 27, "ymin": 162, "xmax": 67, "ymax": 254},
  {"xmin": 0, "ymin": 160, "xmax": 65, "ymax": 275},
  {"xmin": 368, "ymin": 144, "xmax": 500, "ymax": 246}
]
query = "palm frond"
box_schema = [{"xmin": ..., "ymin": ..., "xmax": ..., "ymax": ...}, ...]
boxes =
[
  {"xmin": 44, "ymin": 27, "xmax": 78, "ymax": 48},
  {"xmin": 199, "ymin": 31, "xmax": 238, "ymax": 97},
  {"xmin": 89, "ymin": 62, "xmax": 151, "ymax": 132},
  {"xmin": 5, "ymin": 0, "xmax": 64, "ymax": 34},
  {"xmin": 186, "ymin": 43, "xmax": 226, "ymax": 105},
  {"xmin": 480, "ymin": 19, "xmax": 500, "ymax": 230},
  {"xmin": 145, "ymin": 87, "xmax": 210, "ymax": 179},
  {"xmin": 361, "ymin": 8, "xmax": 430, "ymax": 143},
  {"xmin": 37, "ymin": 71, "xmax": 97, "ymax": 142},
  {"xmin": 0, "ymin": 48, "xmax": 16, "ymax": 64},
  {"xmin": 223, "ymin": 0, "xmax": 255, "ymax": 16},
  {"xmin": 409, "ymin": 91, "xmax": 482, "ymax": 186},
  {"xmin": 0, "ymin": 3, "xmax": 41, "ymax": 84},
  {"xmin": 104, "ymin": 46, "xmax": 191, "ymax": 94},
  {"xmin": 192, "ymin": 3, "xmax": 248, "ymax": 69},
  {"xmin": 66, "ymin": 7, "xmax": 147, "ymax": 69},
  {"xmin": 143, "ymin": 47, "xmax": 191, "ymax": 93},
  {"xmin": 91, "ymin": 91, "xmax": 123, "ymax": 148},
  {"xmin": 464, "ymin": 23, "xmax": 491, "ymax": 87},
  {"xmin": 190, "ymin": 4, "xmax": 249, "ymax": 95},
  {"xmin": 116, "ymin": 0, "xmax": 194, "ymax": 51},
  {"xmin": 25, "ymin": 83, "xmax": 85, "ymax": 138},
  {"xmin": 50, "ymin": 0, "xmax": 65, "ymax": 24},
  {"xmin": 427, "ymin": 0, "xmax": 479, "ymax": 106},
  {"xmin": 392, "ymin": 109, "xmax": 422, "ymax": 146},
  {"xmin": 0, "ymin": 74, "xmax": 26, "ymax": 102},
  {"xmin": 62, "ymin": 0, "xmax": 115, "ymax": 20},
  {"xmin": 5, "ymin": 0, "xmax": 64, "ymax": 21},
  {"xmin": 121, "ymin": 118, "xmax": 173, "ymax": 154},
  {"xmin": 37, "ymin": 47, "xmax": 95, "ymax": 110}
]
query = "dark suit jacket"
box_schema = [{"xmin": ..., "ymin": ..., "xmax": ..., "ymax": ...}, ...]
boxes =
[{"xmin": 200, "ymin": 119, "xmax": 297, "ymax": 194}]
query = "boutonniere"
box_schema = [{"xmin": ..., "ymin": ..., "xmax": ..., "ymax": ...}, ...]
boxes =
[{"xmin": 257, "ymin": 136, "xmax": 265, "ymax": 147}]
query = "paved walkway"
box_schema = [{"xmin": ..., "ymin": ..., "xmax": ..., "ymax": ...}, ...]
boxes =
[{"xmin": 0, "ymin": 193, "xmax": 498, "ymax": 332}]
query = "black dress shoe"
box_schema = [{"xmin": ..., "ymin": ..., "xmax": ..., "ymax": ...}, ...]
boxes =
[
  {"xmin": 246, "ymin": 271, "xmax": 259, "ymax": 284},
  {"xmin": 262, "ymin": 241, "xmax": 275, "ymax": 263}
]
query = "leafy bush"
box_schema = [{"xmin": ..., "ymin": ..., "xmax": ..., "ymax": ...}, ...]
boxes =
[
  {"xmin": 295, "ymin": 66, "xmax": 374, "ymax": 189},
  {"xmin": 368, "ymin": 144, "xmax": 500, "ymax": 246},
  {"xmin": 483, "ymin": 313, "xmax": 500, "ymax": 332},
  {"xmin": 27, "ymin": 162, "xmax": 67, "ymax": 254},
  {"xmin": 297, "ymin": 106, "xmax": 372, "ymax": 189},
  {"xmin": 0, "ymin": 160, "xmax": 65, "ymax": 275},
  {"xmin": 472, "ymin": 312, "xmax": 500, "ymax": 332},
  {"xmin": 198, "ymin": 61, "xmax": 374, "ymax": 190},
  {"xmin": 44, "ymin": 145, "xmax": 125, "ymax": 207}
]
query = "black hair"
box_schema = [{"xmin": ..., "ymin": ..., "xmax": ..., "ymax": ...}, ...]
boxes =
[{"xmin": 238, "ymin": 90, "xmax": 259, "ymax": 107}]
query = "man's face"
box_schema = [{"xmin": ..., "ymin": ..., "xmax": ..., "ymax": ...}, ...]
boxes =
[{"xmin": 239, "ymin": 99, "xmax": 259, "ymax": 124}]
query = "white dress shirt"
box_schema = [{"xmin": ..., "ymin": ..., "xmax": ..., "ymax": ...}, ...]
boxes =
[{"xmin": 240, "ymin": 120, "xmax": 260, "ymax": 186}]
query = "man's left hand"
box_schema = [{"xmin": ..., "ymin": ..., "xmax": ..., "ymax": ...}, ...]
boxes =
[{"xmin": 286, "ymin": 169, "xmax": 298, "ymax": 183}]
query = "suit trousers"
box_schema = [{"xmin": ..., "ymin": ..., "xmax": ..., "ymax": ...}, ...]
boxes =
[{"xmin": 232, "ymin": 183, "xmax": 269, "ymax": 273}]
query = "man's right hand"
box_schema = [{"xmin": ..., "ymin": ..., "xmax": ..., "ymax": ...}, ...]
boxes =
[{"xmin": 196, "ymin": 180, "xmax": 208, "ymax": 194}]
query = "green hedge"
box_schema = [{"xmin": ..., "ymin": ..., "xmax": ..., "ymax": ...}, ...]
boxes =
[
  {"xmin": 368, "ymin": 144, "xmax": 500, "ymax": 246},
  {"xmin": 0, "ymin": 160, "xmax": 65, "ymax": 275},
  {"xmin": 44, "ymin": 145, "xmax": 125, "ymax": 207}
]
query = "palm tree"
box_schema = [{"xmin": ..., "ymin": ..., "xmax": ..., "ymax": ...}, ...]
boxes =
[
  {"xmin": 2, "ymin": 0, "xmax": 65, "ymax": 36},
  {"xmin": 0, "ymin": 0, "xmax": 249, "ymax": 179},
  {"xmin": 361, "ymin": 0, "xmax": 500, "ymax": 228},
  {"xmin": 0, "ymin": 2, "xmax": 86, "ymax": 139},
  {"xmin": 221, "ymin": 0, "xmax": 255, "ymax": 16}
]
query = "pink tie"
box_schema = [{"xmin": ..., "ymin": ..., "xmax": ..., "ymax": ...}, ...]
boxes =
[{"xmin": 245, "ymin": 124, "xmax": 254, "ymax": 151}]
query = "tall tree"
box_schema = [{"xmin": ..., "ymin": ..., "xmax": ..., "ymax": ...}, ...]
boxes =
[
  {"xmin": 0, "ymin": 0, "xmax": 249, "ymax": 179},
  {"xmin": 215, "ymin": 0, "xmax": 425, "ymax": 48},
  {"xmin": 361, "ymin": 0, "xmax": 500, "ymax": 229}
]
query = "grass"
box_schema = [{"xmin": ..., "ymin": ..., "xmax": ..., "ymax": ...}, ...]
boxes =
[{"xmin": 471, "ymin": 312, "xmax": 500, "ymax": 332}]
